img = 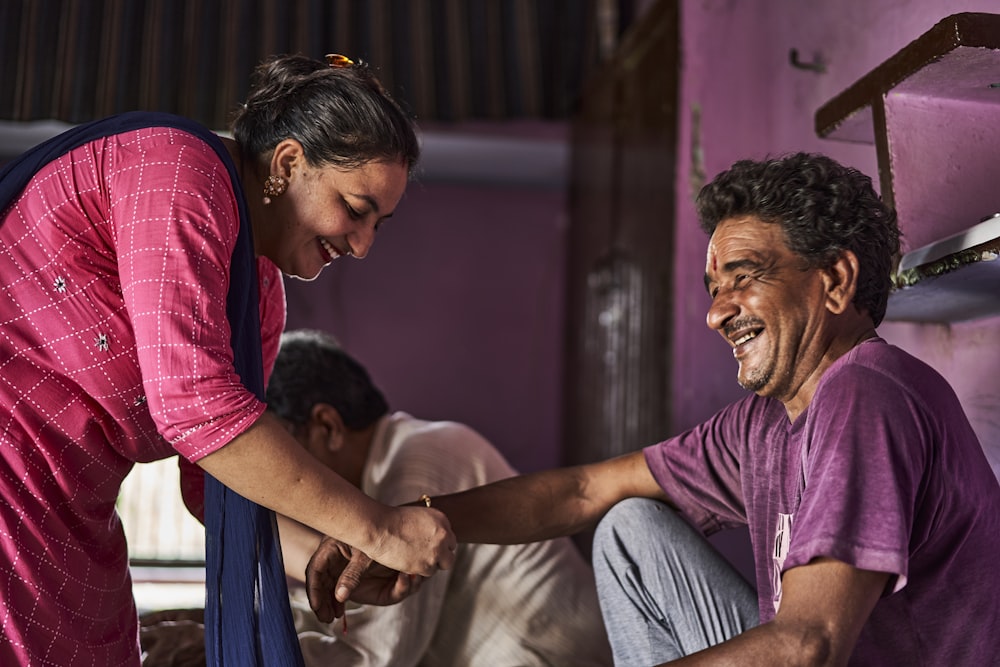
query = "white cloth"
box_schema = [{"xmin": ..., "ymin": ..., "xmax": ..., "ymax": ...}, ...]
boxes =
[{"xmin": 290, "ymin": 412, "xmax": 613, "ymax": 666}]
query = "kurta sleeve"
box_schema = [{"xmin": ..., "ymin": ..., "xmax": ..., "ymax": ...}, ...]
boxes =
[
  {"xmin": 178, "ymin": 256, "xmax": 286, "ymax": 524},
  {"xmin": 109, "ymin": 128, "xmax": 268, "ymax": 462},
  {"xmin": 257, "ymin": 258, "xmax": 287, "ymax": 384}
]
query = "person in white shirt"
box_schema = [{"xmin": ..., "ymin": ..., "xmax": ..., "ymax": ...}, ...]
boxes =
[{"xmin": 268, "ymin": 328, "xmax": 613, "ymax": 667}]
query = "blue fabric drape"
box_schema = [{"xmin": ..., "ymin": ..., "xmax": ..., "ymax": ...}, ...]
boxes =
[{"xmin": 0, "ymin": 111, "xmax": 304, "ymax": 666}]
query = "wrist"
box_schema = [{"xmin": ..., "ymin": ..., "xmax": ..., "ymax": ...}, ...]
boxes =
[{"xmin": 359, "ymin": 500, "xmax": 397, "ymax": 560}]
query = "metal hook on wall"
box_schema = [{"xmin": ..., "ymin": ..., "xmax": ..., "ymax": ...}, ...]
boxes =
[{"xmin": 789, "ymin": 48, "xmax": 826, "ymax": 73}]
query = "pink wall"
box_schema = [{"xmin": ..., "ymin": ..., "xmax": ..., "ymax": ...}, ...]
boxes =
[{"xmin": 671, "ymin": 0, "xmax": 1000, "ymax": 480}]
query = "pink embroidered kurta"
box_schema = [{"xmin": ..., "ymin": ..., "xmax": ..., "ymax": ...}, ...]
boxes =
[{"xmin": 0, "ymin": 127, "xmax": 285, "ymax": 666}]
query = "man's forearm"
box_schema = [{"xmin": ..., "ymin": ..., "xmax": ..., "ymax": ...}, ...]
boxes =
[
  {"xmin": 277, "ymin": 515, "xmax": 323, "ymax": 583},
  {"xmin": 664, "ymin": 619, "xmax": 838, "ymax": 667},
  {"xmin": 667, "ymin": 559, "xmax": 887, "ymax": 666},
  {"xmin": 426, "ymin": 450, "xmax": 666, "ymax": 545},
  {"xmin": 424, "ymin": 467, "xmax": 591, "ymax": 544}
]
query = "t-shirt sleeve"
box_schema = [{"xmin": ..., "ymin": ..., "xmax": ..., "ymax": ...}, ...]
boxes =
[
  {"xmin": 110, "ymin": 128, "xmax": 267, "ymax": 462},
  {"xmin": 783, "ymin": 363, "xmax": 927, "ymax": 591},
  {"xmin": 643, "ymin": 396, "xmax": 762, "ymax": 534}
]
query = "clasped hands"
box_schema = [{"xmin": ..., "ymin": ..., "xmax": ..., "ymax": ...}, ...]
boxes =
[{"xmin": 306, "ymin": 504, "xmax": 457, "ymax": 623}]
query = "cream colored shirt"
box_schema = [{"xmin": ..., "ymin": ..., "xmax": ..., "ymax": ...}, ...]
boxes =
[{"xmin": 290, "ymin": 412, "xmax": 613, "ymax": 666}]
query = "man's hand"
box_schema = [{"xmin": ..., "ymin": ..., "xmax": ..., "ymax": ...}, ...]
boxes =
[{"xmin": 306, "ymin": 536, "xmax": 422, "ymax": 623}]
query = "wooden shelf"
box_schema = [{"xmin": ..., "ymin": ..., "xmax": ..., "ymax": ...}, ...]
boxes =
[
  {"xmin": 816, "ymin": 12, "xmax": 1000, "ymax": 144},
  {"xmin": 816, "ymin": 12, "xmax": 1000, "ymax": 323}
]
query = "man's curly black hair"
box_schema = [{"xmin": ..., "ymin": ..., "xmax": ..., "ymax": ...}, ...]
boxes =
[{"xmin": 696, "ymin": 152, "xmax": 900, "ymax": 326}]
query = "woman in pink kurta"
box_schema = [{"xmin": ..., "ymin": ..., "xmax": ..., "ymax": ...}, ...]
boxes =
[{"xmin": 0, "ymin": 54, "xmax": 456, "ymax": 665}]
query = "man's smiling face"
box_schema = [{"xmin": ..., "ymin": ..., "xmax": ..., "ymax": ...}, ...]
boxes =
[{"xmin": 704, "ymin": 215, "xmax": 830, "ymax": 405}]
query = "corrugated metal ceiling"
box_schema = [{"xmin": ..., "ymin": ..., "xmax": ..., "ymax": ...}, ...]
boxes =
[{"xmin": 1, "ymin": 0, "xmax": 640, "ymax": 130}]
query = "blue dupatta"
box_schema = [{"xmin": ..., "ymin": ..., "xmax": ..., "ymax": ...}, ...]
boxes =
[{"xmin": 0, "ymin": 112, "xmax": 304, "ymax": 666}]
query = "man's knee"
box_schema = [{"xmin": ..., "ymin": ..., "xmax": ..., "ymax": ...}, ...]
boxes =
[
  {"xmin": 594, "ymin": 498, "xmax": 674, "ymax": 558},
  {"xmin": 596, "ymin": 496, "xmax": 683, "ymax": 538},
  {"xmin": 594, "ymin": 498, "xmax": 712, "ymax": 571}
]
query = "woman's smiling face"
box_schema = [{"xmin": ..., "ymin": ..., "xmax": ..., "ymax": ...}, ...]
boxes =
[{"xmin": 254, "ymin": 140, "xmax": 409, "ymax": 281}]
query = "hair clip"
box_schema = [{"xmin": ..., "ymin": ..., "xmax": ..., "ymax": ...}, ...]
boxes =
[{"xmin": 325, "ymin": 54, "xmax": 355, "ymax": 69}]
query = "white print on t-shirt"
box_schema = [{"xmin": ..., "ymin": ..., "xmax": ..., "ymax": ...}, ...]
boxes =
[{"xmin": 771, "ymin": 512, "xmax": 794, "ymax": 612}]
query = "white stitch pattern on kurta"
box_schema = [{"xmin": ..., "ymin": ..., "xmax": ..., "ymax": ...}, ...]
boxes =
[{"xmin": 0, "ymin": 126, "xmax": 286, "ymax": 665}]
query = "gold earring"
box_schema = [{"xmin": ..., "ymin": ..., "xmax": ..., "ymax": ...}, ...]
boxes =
[{"xmin": 262, "ymin": 175, "xmax": 288, "ymax": 205}]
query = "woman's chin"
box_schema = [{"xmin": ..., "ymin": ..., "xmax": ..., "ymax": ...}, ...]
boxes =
[{"xmin": 286, "ymin": 270, "xmax": 322, "ymax": 282}]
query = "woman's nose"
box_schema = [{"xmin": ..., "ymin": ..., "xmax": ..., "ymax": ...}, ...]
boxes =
[{"xmin": 348, "ymin": 226, "xmax": 376, "ymax": 259}]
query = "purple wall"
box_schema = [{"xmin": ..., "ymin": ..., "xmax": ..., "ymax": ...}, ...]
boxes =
[
  {"xmin": 283, "ymin": 178, "xmax": 569, "ymax": 475},
  {"xmin": 284, "ymin": 0, "xmax": 1000, "ymax": 484}
]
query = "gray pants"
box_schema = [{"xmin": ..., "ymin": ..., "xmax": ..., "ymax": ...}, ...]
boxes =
[{"xmin": 592, "ymin": 498, "xmax": 759, "ymax": 665}]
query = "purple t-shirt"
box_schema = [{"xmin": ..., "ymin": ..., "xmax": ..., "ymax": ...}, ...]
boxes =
[{"xmin": 645, "ymin": 338, "xmax": 1000, "ymax": 665}]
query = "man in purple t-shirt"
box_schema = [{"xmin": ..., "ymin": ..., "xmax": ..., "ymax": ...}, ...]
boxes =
[{"xmin": 316, "ymin": 153, "xmax": 1000, "ymax": 665}]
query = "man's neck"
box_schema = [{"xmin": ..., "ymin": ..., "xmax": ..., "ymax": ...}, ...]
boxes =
[
  {"xmin": 341, "ymin": 419, "xmax": 382, "ymax": 489},
  {"xmin": 780, "ymin": 318, "xmax": 879, "ymax": 422}
]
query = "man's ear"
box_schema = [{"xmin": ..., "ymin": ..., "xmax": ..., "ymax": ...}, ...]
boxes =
[
  {"xmin": 269, "ymin": 138, "xmax": 305, "ymax": 180},
  {"xmin": 309, "ymin": 403, "xmax": 347, "ymax": 453},
  {"xmin": 822, "ymin": 250, "xmax": 860, "ymax": 315}
]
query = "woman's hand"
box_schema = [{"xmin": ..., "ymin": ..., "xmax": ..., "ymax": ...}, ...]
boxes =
[
  {"xmin": 198, "ymin": 414, "xmax": 459, "ymax": 573},
  {"xmin": 366, "ymin": 504, "xmax": 457, "ymax": 576}
]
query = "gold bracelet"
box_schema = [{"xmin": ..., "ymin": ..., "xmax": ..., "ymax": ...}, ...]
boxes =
[{"xmin": 419, "ymin": 494, "xmax": 432, "ymax": 508}]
